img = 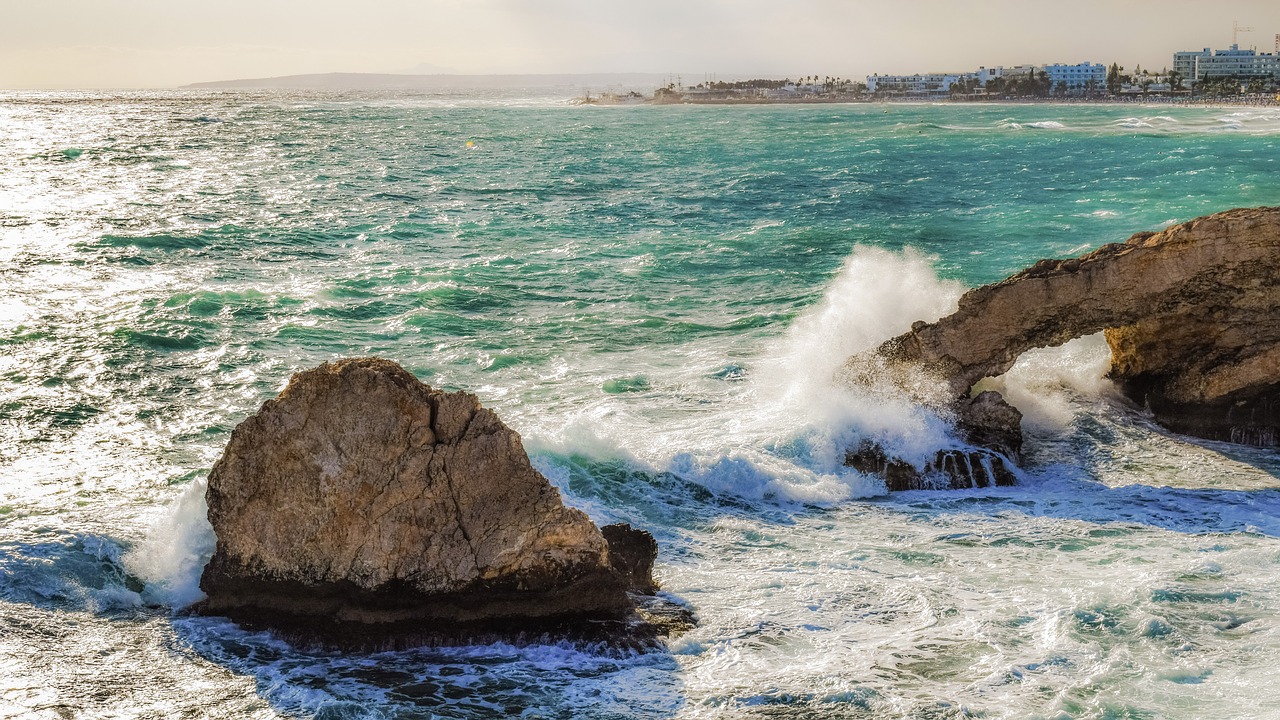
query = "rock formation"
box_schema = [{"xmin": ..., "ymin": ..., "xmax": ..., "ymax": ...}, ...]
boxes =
[
  {"xmin": 197, "ymin": 357, "xmax": 684, "ymax": 646},
  {"xmin": 844, "ymin": 391, "xmax": 1022, "ymax": 490},
  {"xmin": 601, "ymin": 523, "xmax": 659, "ymax": 595},
  {"xmin": 855, "ymin": 206, "xmax": 1280, "ymax": 488}
]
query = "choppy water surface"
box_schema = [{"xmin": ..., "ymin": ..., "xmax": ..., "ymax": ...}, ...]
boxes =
[{"xmin": 2, "ymin": 90, "xmax": 1280, "ymax": 719}]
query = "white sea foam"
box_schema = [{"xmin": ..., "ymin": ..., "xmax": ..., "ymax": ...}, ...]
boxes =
[
  {"xmin": 7, "ymin": 97, "xmax": 1280, "ymax": 719},
  {"xmin": 750, "ymin": 246, "xmax": 964, "ymax": 467},
  {"xmin": 524, "ymin": 247, "xmax": 970, "ymax": 505},
  {"xmin": 973, "ymin": 111, "xmax": 1280, "ymax": 137},
  {"xmin": 996, "ymin": 118, "xmax": 1070, "ymax": 131},
  {"xmin": 123, "ymin": 477, "xmax": 215, "ymax": 607},
  {"xmin": 975, "ymin": 333, "xmax": 1116, "ymax": 434}
]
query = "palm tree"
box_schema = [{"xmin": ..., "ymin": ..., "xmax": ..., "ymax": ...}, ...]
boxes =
[{"xmin": 1106, "ymin": 63, "xmax": 1122, "ymax": 95}]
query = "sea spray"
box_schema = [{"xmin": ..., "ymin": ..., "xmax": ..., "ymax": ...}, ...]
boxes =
[
  {"xmin": 123, "ymin": 477, "xmax": 215, "ymax": 607},
  {"xmin": 975, "ymin": 332, "xmax": 1117, "ymax": 434},
  {"xmin": 8, "ymin": 96, "xmax": 1280, "ymax": 718},
  {"xmin": 528, "ymin": 246, "xmax": 973, "ymax": 504},
  {"xmin": 749, "ymin": 246, "xmax": 966, "ymax": 472}
]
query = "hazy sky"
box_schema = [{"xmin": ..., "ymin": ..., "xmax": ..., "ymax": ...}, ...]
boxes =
[{"xmin": 3, "ymin": 0, "xmax": 1280, "ymax": 88}]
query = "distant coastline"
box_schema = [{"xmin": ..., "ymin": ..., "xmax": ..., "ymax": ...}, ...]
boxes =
[
  {"xmin": 579, "ymin": 82, "xmax": 1279, "ymax": 107},
  {"xmin": 580, "ymin": 94, "xmax": 1280, "ymax": 108},
  {"xmin": 175, "ymin": 70, "xmax": 1280, "ymax": 108},
  {"xmin": 182, "ymin": 71, "xmax": 675, "ymax": 91}
]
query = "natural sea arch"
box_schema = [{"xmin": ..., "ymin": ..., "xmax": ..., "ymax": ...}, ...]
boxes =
[{"xmin": 874, "ymin": 207, "xmax": 1280, "ymax": 446}]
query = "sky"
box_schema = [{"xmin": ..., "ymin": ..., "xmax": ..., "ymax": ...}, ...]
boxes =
[{"xmin": 2, "ymin": 0, "xmax": 1280, "ymax": 89}]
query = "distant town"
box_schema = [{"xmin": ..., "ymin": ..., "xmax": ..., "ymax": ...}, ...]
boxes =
[{"xmin": 579, "ymin": 34, "xmax": 1280, "ymax": 106}]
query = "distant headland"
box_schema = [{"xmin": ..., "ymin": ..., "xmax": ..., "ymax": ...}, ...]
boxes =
[{"xmin": 182, "ymin": 72, "xmax": 673, "ymax": 91}]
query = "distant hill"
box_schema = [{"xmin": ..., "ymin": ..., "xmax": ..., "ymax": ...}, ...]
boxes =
[{"xmin": 183, "ymin": 72, "xmax": 674, "ymax": 91}]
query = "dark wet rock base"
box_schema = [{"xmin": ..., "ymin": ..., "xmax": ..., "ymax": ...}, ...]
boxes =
[
  {"xmin": 196, "ymin": 521, "xmax": 690, "ymax": 650},
  {"xmin": 845, "ymin": 442, "xmax": 1018, "ymax": 491},
  {"xmin": 190, "ymin": 592, "xmax": 695, "ymax": 653}
]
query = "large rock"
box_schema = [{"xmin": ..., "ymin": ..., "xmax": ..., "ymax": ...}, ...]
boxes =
[
  {"xmin": 868, "ymin": 206, "xmax": 1280, "ymax": 462},
  {"xmin": 197, "ymin": 358, "xmax": 674, "ymax": 644}
]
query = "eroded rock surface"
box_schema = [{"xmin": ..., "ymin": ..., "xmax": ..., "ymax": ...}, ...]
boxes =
[
  {"xmin": 197, "ymin": 358, "xmax": 675, "ymax": 643},
  {"xmin": 858, "ymin": 207, "xmax": 1280, "ymax": 486},
  {"xmin": 601, "ymin": 523, "xmax": 659, "ymax": 595},
  {"xmin": 957, "ymin": 390, "xmax": 1024, "ymax": 463},
  {"xmin": 844, "ymin": 442, "xmax": 1018, "ymax": 491}
]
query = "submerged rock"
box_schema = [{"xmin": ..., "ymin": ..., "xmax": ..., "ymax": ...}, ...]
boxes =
[
  {"xmin": 844, "ymin": 441, "xmax": 1018, "ymax": 491},
  {"xmin": 841, "ymin": 389, "xmax": 1024, "ymax": 490},
  {"xmin": 197, "ymin": 357, "xmax": 685, "ymax": 646}
]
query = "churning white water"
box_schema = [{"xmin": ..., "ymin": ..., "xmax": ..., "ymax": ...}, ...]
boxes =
[{"xmin": 4, "ymin": 94, "xmax": 1280, "ymax": 719}]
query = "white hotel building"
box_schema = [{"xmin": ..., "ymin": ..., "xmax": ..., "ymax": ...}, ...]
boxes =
[
  {"xmin": 864, "ymin": 67, "xmax": 1007, "ymax": 98},
  {"xmin": 864, "ymin": 73, "xmax": 963, "ymax": 98},
  {"xmin": 1173, "ymin": 45, "xmax": 1280, "ymax": 82}
]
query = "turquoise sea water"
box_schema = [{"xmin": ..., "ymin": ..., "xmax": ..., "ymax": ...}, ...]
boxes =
[{"xmin": 2, "ymin": 91, "xmax": 1280, "ymax": 719}]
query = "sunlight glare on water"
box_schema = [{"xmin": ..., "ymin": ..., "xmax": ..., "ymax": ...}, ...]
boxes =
[{"xmin": 1, "ymin": 90, "xmax": 1280, "ymax": 719}]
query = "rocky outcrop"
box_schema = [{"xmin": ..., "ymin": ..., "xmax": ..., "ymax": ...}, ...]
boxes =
[
  {"xmin": 859, "ymin": 207, "xmax": 1280, "ymax": 486},
  {"xmin": 845, "ymin": 443, "xmax": 1018, "ymax": 491},
  {"xmin": 197, "ymin": 358, "xmax": 683, "ymax": 646},
  {"xmin": 843, "ymin": 391, "xmax": 1022, "ymax": 491},
  {"xmin": 601, "ymin": 523, "xmax": 659, "ymax": 595}
]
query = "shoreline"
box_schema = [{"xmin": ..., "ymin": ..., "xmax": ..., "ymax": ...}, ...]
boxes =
[
  {"xmin": 591, "ymin": 95, "xmax": 1280, "ymax": 109},
  {"xmin": 1, "ymin": 87, "xmax": 1273, "ymax": 111}
]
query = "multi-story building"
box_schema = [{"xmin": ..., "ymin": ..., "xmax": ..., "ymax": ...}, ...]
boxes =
[
  {"xmin": 1174, "ymin": 45, "xmax": 1280, "ymax": 83},
  {"xmin": 868, "ymin": 66, "xmax": 1025, "ymax": 96},
  {"xmin": 865, "ymin": 73, "xmax": 963, "ymax": 98},
  {"xmin": 867, "ymin": 64, "xmax": 1059, "ymax": 97},
  {"xmin": 1000, "ymin": 64, "xmax": 1041, "ymax": 78},
  {"xmin": 1044, "ymin": 62, "xmax": 1107, "ymax": 93},
  {"xmin": 976, "ymin": 67, "xmax": 1004, "ymax": 85}
]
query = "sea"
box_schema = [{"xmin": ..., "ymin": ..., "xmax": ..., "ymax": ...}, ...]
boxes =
[{"xmin": 2, "ymin": 89, "xmax": 1280, "ymax": 719}]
